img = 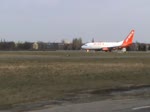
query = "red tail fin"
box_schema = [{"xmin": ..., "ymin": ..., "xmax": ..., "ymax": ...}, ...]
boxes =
[{"xmin": 121, "ymin": 30, "xmax": 134, "ymax": 47}]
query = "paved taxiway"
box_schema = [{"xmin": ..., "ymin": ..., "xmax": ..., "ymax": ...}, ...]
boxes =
[{"xmin": 27, "ymin": 98, "xmax": 150, "ymax": 112}]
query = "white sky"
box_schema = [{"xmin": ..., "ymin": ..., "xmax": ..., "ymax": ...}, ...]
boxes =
[{"xmin": 0, "ymin": 0, "xmax": 150, "ymax": 43}]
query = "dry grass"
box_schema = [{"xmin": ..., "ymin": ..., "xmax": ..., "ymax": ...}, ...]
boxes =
[{"xmin": 0, "ymin": 51, "xmax": 149, "ymax": 109}]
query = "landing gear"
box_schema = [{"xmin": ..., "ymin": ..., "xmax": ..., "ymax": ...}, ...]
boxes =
[
  {"xmin": 86, "ymin": 49, "xmax": 89, "ymax": 52},
  {"xmin": 122, "ymin": 48, "xmax": 126, "ymax": 52}
]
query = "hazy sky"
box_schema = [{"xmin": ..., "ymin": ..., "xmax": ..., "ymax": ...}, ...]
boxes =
[{"xmin": 0, "ymin": 0, "xmax": 150, "ymax": 43}]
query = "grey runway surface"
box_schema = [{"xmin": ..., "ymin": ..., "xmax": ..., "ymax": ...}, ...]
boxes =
[{"xmin": 28, "ymin": 98, "xmax": 150, "ymax": 112}]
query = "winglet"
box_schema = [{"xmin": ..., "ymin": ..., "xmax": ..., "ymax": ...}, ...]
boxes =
[{"xmin": 121, "ymin": 30, "xmax": 135, "ymax": 47}]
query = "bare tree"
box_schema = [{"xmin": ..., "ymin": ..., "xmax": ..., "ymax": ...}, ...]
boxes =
[{"xmin": 72, "ymin": 38, "xmax": 82, "ymax": 50}]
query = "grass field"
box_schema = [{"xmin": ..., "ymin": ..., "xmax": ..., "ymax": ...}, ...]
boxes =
[{"xmin": 0, "ymin": 51, "xmax": 150, "ymax": 109}]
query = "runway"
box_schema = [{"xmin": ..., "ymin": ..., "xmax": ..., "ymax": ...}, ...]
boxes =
[{"xmin": 27, "ymin": 98, "xmax": 150, "ymax": 112}]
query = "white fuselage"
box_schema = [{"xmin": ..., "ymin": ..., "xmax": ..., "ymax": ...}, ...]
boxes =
[{"xmin": 81, "ymin": 41, "xmax": 123, "ymax": 50}]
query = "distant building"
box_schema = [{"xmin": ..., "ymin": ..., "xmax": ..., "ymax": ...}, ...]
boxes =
[
  {"xmin": 146, "ymin": 44, "xmax": 150, "ymax": 51},
  {"xmin": 58, "ymin": 43, "xmax": 65, "ymax": 50},
  {"xmin": 33, "ymin": 42, "xmax": 39, "ymax": 50}
]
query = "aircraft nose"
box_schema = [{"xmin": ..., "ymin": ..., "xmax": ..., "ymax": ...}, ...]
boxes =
[{"xmin": 81, "ymin": 45, "xmax": 86, "ymax": 49}]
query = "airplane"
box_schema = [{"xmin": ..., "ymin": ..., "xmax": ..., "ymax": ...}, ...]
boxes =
[{"xmin": 81, "ymin": 30, "xmax": 135, "ymax": 52}]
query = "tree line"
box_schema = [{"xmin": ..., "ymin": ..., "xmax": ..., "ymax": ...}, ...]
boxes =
[
  {"xmin": 0, "ymin": 38, "xmax": 149, "ymax": 51},
  {"xmin": 0, "ymin": 41, "xmax": 33, "ymax": 50},
  {"xmin": 0, "ymin": 38, "xmax": 83, "ymax": 51},
  {"xmin": 127, "ymin": 42, "xmax": 150, "ymax": 51}
]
